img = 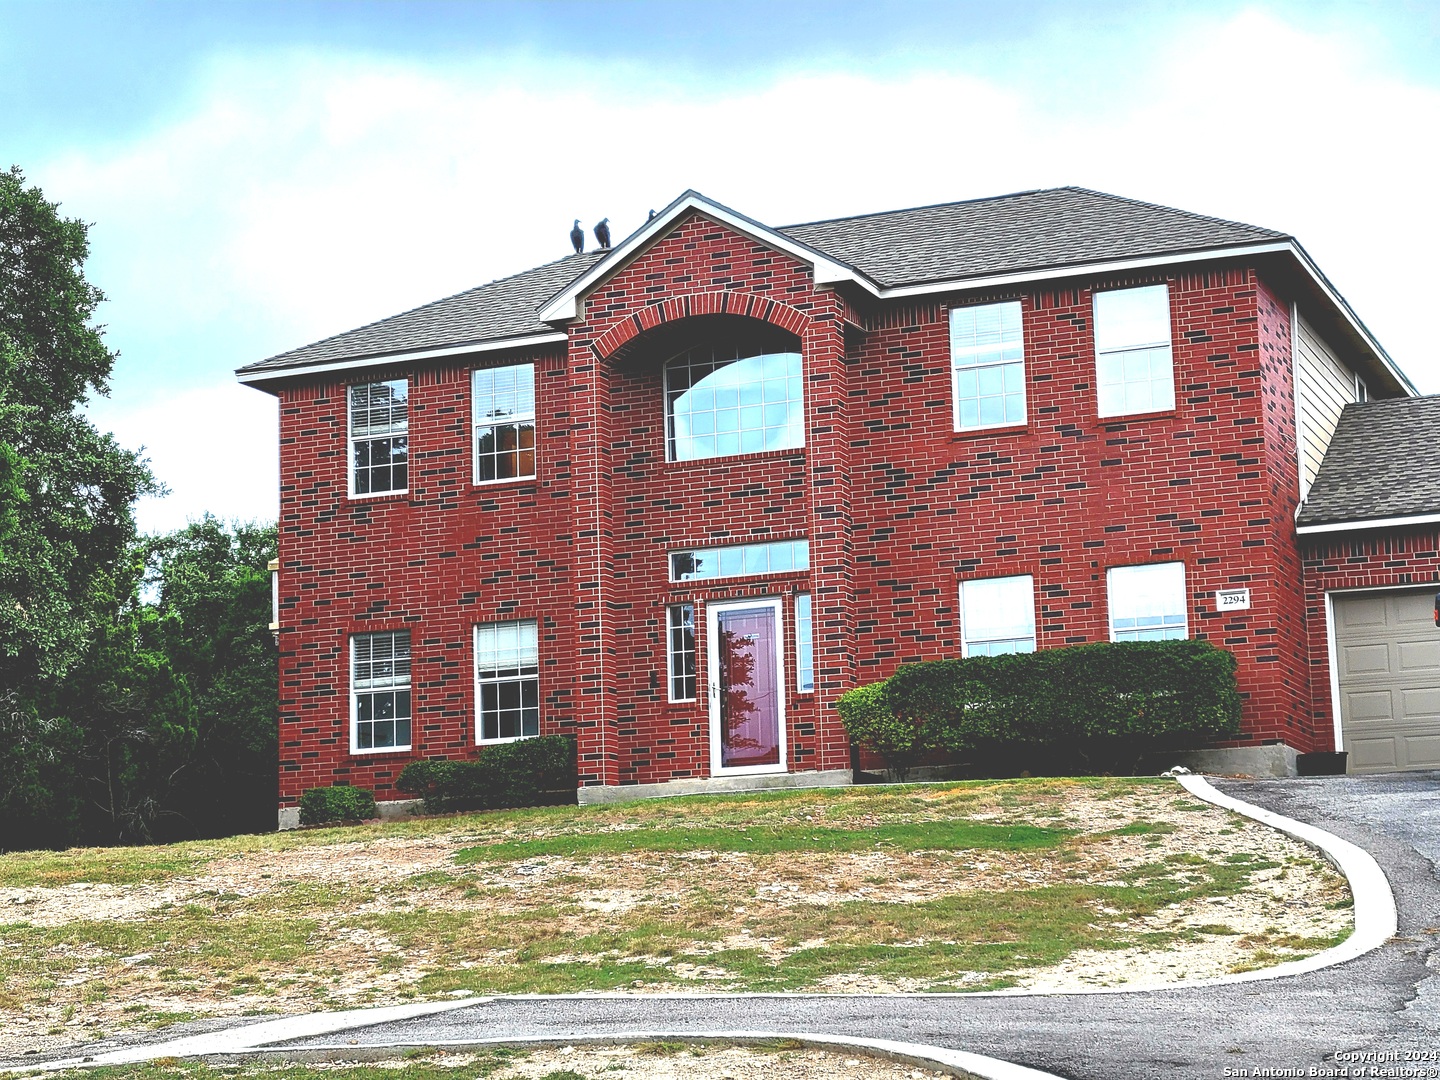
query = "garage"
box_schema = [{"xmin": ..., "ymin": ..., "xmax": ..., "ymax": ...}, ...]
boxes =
[{"xmin": 1332, "ymin": 589, "xmax": 1440, "ymax": 772}]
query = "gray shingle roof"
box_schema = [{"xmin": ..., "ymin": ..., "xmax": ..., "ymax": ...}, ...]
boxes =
[
  {"xmin": 239, "ymin": 187, "xmax": 1287, "ymax": 379},
  {"xmin": 779, "ymin": 187, "xmax": 1286, "ymax": 288},
  {"xmin": 238, "ymin": 251, "xmax": 605, "ymax": 375},
  {"xmin": 1298, "ymin": 396, "xmax": 1440, "ymax": 527}
]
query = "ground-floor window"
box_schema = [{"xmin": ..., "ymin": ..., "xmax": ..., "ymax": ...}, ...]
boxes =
[
  {"xmin": 667, "ymin": 604, "xmax": 697, "ymax": 701},
  {"xmin": 1108, "ymin": 562, "xmax": 1188, "ymax": 641},
  {"xmin": 352, "ymin": 630, "xmax": 412, "ymax": 752},
  {"xmin": 794, "ymin": 592, "xmax": 814, "ymax": 692},
  {"xmin": 959, "ymin": 575, "xmax": 1037, "ymax": 656},
  {"xmin": 476, "ymin": 620, "xmax": 539, "ymax": 742}
]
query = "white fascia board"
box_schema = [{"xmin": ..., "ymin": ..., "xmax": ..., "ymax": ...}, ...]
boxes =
[
  {"xmin": 235, "ymin": 332, "xmax": 568, "ymax": 385},
  {"xmin": 536, "ymin": 193, "xmax": 870, "ymax": 324},
  {"xmin": 1284, "ymin": 243, "xmax": 1418, "ymax": 396},
  {"xmin": 872, "ymin": 242, "xmax": 1295, "ymax": 300},
  {"xmin": 1296, "ymin": 511, "xmax": 1440, "ymax": 535}
]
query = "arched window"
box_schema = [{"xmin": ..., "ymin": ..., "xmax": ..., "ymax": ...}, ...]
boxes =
[{"xmin": 664, "ymin": 340, "xmax": 804, "ymax": 461}]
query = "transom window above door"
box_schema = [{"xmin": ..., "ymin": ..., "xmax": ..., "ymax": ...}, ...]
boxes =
[{"xmin": 665, "ymin": 338, "xmax": 804, "ymax": 461}]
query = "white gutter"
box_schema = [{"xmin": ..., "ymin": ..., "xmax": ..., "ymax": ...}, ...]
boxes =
[
  {"xmin": 236, "ymin": 331, "xmax": 568, "ymax": 385},
  {"xmin": 1296, "ymin": 511, "xmax": 1440, "ymax": 535}
]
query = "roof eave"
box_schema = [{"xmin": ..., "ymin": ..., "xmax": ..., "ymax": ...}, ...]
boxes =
[
  {"xmin": 235, "ymin": 330, "xmax": 569, "ymax": 387},
  {"xmin": 1296, "ymin": 511, "xmax": 1440, "ymax": 535}
]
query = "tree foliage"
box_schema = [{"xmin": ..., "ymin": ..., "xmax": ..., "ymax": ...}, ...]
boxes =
[{"xmin": 0, "ymin": 168, "xmax": 278, "ymax": 850}]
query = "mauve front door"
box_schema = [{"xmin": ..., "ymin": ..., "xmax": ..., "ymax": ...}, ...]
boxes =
[{"xmin": 710, "ymin": 600, "xmax": 785, "ymax": 771}]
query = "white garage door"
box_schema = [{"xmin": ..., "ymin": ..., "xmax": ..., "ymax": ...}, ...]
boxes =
[{"xmin": 1333, "ymin": 589, "xmax": 1440, "ymax": 772}]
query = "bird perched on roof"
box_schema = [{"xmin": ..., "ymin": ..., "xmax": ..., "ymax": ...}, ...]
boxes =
[
  {"xmin": 594, "ymin": 218, "xmax": 611, "ymax": 250},
  {"xmin": 648, "ymin": 209, "xmax": 655, "ymax": 220},
  {"xmin": 570, "ymin": 219, "xmax": 584, "ymax": 254}
]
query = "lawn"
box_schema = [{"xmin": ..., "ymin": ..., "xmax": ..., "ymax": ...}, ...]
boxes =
[{"xmin": 0, "ymin": 778, "xmax": 1351, "ymax": 1060}]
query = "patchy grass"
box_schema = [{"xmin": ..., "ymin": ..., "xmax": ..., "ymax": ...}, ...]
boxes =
[{"xmin": 0, "ymin": 777, "xmax": 1351, "ymax": 1059}]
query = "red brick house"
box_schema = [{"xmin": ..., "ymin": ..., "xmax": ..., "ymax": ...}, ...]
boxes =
[{"xmin": 237, "ymin": 187, "xmax": 1425, "ymax": 827}]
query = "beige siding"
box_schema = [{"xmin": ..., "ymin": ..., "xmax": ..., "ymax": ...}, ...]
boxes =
[{"xmin": 1295, "ymin": 314, "xmax": 1357, "ymax": 496}]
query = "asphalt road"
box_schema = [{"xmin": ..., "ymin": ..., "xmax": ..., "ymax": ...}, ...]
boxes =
[{"xmin": 265, "ymin": 774, "xmax": 1440, "ymax": 1080}]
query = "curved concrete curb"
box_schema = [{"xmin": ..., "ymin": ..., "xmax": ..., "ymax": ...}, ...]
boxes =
[
  {"xmin": 1171, "ymin": 772, "xmax": 1397, "ymax": 982},
  {"xmin": 272, "ymin": 1032, "xmax": 1066, "ymax": 1080}
]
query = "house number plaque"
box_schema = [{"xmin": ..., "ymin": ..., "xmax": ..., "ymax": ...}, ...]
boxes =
[{"xmin": 1215, "ymin": 589, "xmax": 1251, "ymax": 612}]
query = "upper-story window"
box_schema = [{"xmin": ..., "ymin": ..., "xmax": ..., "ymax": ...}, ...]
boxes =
[
  {"xmin": 349, "ymin": 380, "xmax": 408, "ymax": 496},
  {"xmin": 474, "ymin": 364, "xmax": 536, "ymax": 483},
  {"xmin": 951, "ymin": 301, "xmax": 1025, "ymax": 430},
  {"xmin": 1094, "ymin": 284, "xmax": 1174, "ymax": 417},
  {"xmin": 665, "ymin": 341, "xmax": 804, "ymax": 461}
]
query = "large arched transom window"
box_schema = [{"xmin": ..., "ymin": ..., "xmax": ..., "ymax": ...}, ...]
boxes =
[{"xmin": 664, "ymin": 337, "xmax": 804, "ymax": 461}]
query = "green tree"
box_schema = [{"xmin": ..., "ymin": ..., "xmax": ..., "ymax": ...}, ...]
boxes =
[{"xmin": 0, "ymin": 166, "xmax": 157, "ymax": 848}]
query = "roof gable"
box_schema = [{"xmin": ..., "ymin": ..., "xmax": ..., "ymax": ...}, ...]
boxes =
[{"xmin": 534, "ymin": 190, "xmax": 865, "ymax": 323}]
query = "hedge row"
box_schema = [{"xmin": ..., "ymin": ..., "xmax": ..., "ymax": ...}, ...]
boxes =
[
  {"xmin": 396, "ymin": 734, "xmax": 578, "ymax": 813},
  {"xmin": 837, "ymin": 639, "xmax": 1242, "ymax": 778},
  {"xmin": 298, "ymin": 784, "xmax": 377, "ymax": 826}
]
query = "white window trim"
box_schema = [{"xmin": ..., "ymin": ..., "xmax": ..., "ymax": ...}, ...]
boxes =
[
  {"xmin": 667, "ymin": 603, "xmax": 698, "ymax": 703},
  {"xmin": 472, "ymin": 363, "xmax": 537, "ymax": 486},
  {"xmin": 350, "ymin": 630, "xmax": 413, "ymax": 756},
  {"xmin": 795, "ymin": 592, "xmax": 814, "ymax": 694},
  {"xmin": 662, "ymin": 345, "xmax": 806, "ymax": 463},
  {"xmin": 950, "ymin": 300, "xmax": 1027, "ymax": 434},
  {"xmin": 474, "ymin": 620, "xmax": 541, "ymax": 745},
  {"xmin": 1106, "ymin": 562, "xmax": 1190, "ymax": 642},
  {"xmin": 1354, "ymin": 373, "xmax": 1369, "ymax": 403},
  {"xmin": 705, "ymin": 596, "xmax": 788, "ymax": 777},
  {"xmin": 347, "ymin": 380, "xmax": 410, "ymax": 499},
  {"xmin": 959, "ymin": 574, "xmax": 1037, "ymax": 658},
  {"xmin": 1094, "ymin": 284, "xmax": 1175, "ymax": 419},
  {"xmin": 669, "ymin": 539, "xmax": 810, "ymax": 583}
]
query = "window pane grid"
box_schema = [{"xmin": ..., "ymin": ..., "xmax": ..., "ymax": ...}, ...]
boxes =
[
  {"xmin": 350, "ymin": 381, "xmax": 409, "ymax": 495},
  {"xmin": 670, "ymin": 540, "xmax": 809, "ymax": 582},
  {"xmin": 1094, "ymin": 286, "xmax": 1174, "ymax": 418},
  {"xmin": 667, "ymin": 604, "xmax": 697, "ymax": 701},
  {"xmin": 476, "ymin": 620, "xmax": 540, "ymax": 743},
  {"xmin": 795, "ymin": 593, "xmax": 814, "ymax": 693},
  {"xmin": 666, "ymin": 345, "xmax": 804, "ymax": 461},
  {"xmin": 474, "ymin": 365, "xmax": 537, "ymax": 483},
  {"xmin": 353, "ymin": 631, "xmax": 411, "ymax": 751},
  {"xmin": 952, "ymin": 302, "xmax": 1026, "ymax": 430},
  {"xmin": 1109, "ymin": 563, "xmax": 1188, "ymax": 643},
  {"xmin": 960, "ymin": 575, "xmax": 1037, "ymax": 658}
]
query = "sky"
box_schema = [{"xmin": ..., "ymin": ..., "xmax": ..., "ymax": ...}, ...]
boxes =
[{"xmin": 3, "ymin": 0, "xmax": 1439, "ymax": 533}]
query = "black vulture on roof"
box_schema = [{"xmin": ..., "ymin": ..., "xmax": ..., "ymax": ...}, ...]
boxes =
[
  {"xmin": 594, "ymin": 218, "xmax": 611, "ymax": 250},
  {"xmin": 570, "ymin": 219, "xmax": 584, "ymax": 254}
]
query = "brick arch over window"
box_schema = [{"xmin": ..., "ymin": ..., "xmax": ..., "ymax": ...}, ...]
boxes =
[{"xmin": 590, "ymin": 290, "xmax": 811, "ymax": 362}]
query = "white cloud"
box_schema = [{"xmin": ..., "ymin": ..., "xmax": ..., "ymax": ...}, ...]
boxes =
[
  {"xmin": 87, "ymin": 382, "xmax": 277, "ymax": 535},
  {"xmin": 40, "ymin": 9, "xmax": 1440, "ymax": 527}
]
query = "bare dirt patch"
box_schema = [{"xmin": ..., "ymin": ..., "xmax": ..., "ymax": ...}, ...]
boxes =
[{"xmin": 0, "ymin": 780, "xmax": 1352, "ymax": 1062}]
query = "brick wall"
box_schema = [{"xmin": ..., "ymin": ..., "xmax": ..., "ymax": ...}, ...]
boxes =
[
  {"xmin": 272, "ymin": 213, "xmax": 1330, "ymax": 808},
  {"xmin": 1302, "ymin": 527, "xmax": 1440, "ymax": 750}
]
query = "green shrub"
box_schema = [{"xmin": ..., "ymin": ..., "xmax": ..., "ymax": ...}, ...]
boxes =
[
  {"xmin": 845, "ymin": 639, "xmax": 1242, "ymax": 776},
  {"xmin": 298, "ymin": 784, "xmax": 378, "ymax": 826},
  {"xmin": 834, "ymin": 680, "xmax": 937, "ymax": 781},
  {"xmin": 397, "ymin": 735, "xmax": 577, "ymax": 813}
]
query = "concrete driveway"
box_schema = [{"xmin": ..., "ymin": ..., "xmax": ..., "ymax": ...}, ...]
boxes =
[{"xmin": 9, "ymin": 774, "xmax": 1440, "ymax": 1080}]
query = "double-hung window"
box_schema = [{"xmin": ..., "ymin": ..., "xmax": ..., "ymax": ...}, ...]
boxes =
[
  {"xmin": 473, "ymin": 364, "xmax": 536, "ymax": 483},
  {"xmin": 476, "ymin": 620, "xmax": 539, "ymax": 743},
  {"xmin": 667, "ymin": 604, "xmax": 697, "ymax": 702},
  {"xmin": 352, "ymin": 631, "xmax": 411, "ymax": 752},
  {"xmin": 349, "ymin": 380, "xmax": 408, "ymax": 496},
  {"xmin": 1108, "ymin": 562, "xmax": 1188, "ymax": 641},
  {"xmin": 1094, "ymin": 284, "xmax": 1174, "ymax": 417},
  {"xmin": 951, "ymin": 301, "xmax": 1026, "ymax": 430},
  {"xmin": 959, "ymin": 575, "xmax": 1037, "ymax": 657}
]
